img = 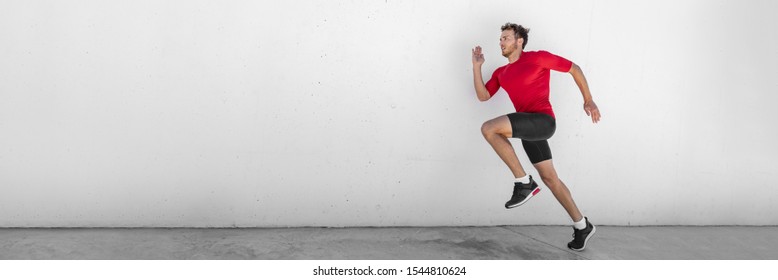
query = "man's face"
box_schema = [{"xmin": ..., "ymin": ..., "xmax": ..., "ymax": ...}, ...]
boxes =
[{"xmin": 500, "ymin": 30, "xmax": 521, "ymax": 57}]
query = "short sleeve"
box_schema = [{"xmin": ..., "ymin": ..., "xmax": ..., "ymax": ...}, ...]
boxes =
[
  {"xmin": 484, "ymin": 68, "xmax": 501, "ymax": 96},
  {"xmin": 537, "ymin": 50, "xmax": 573, "ymax": 72}
]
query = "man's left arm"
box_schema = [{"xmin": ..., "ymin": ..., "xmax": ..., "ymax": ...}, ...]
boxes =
[{"xmin": 568, "ymin": 63, "xmax": 601, "ymax": 123}]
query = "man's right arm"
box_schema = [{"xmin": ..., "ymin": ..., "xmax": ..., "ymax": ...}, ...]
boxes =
[{"xmin": 472, "ymin": 46, "xmax": 491, "ymax": 102}]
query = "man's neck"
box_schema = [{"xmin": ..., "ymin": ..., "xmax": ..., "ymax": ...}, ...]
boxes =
[{"xmin": 507, "ymin": 49, "xmax": 523, "ymax": 64}]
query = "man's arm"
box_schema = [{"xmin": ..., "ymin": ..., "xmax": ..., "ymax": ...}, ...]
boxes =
[
  {"xmin": 472, "ymin": 46, "xmax": 491, "ymax": 102},
  {"xmin": 569, "ymin": 63, "xmax": 601, "ymax": 123}
]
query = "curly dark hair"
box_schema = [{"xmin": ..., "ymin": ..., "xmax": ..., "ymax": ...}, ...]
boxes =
[{"xmin": 501, "ymin": 23, "xmax": 529, "ymax": 49}]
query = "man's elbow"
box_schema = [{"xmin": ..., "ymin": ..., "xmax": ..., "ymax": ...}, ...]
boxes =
[{"xmin": 569, "ymin": 63, "xmax": 581, "ymax": 74}]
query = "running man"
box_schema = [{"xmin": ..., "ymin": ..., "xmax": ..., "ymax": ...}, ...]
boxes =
[{"xmin": 472, "ymin": 23, "xmax": 601, "ymax": 251}]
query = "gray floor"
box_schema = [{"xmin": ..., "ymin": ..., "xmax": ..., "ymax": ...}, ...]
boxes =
[{"xmin": 1, "ymin": 226, "xmax": 776, "ymax": 259}]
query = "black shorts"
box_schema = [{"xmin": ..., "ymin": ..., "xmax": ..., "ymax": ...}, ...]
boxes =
[{"xmin": 507, "ymin": 112, "xmax": 556, "ymax": 164}]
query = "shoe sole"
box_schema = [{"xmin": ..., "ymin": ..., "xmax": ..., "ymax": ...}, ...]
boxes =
[
  {"xmin": 569, "ymin": 224, "xmax": 596, "ymax": 252},
  {"xmin": 505, "ymin": 187, "xmax": 541, "ymax": 209}
]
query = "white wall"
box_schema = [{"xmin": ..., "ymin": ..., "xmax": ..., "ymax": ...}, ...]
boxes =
[{"xmin": 1, "ymin": 0, "xmax": 777, "ymax": 227}]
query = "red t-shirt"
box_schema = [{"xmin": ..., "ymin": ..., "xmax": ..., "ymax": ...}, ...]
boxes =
[{"xmin": 485, "ymin": 50, "xmax": 573, "ymax": 118}]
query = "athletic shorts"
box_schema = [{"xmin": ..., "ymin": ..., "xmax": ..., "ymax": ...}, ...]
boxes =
[{"xmin": 507, "ymin": 112, "xmax": 556, "ymax": 164}]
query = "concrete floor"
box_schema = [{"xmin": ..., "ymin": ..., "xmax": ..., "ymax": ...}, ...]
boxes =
[{"xmin": 1, "ymin": 226, "xmax": 776, "ymax": 259}]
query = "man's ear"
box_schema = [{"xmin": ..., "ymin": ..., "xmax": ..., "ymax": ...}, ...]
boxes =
[{"xmin": 517, "ymin": 38, "xmax": 524, "ymax": 49}]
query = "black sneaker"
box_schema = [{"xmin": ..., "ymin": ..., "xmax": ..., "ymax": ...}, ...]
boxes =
[
  {"xmin": 567, "ymin": 217, "xmax": 596, "ymax": 251},
  {"xmin": 504, "ymin": 175, "xmax": 540, "ymax": 209}
]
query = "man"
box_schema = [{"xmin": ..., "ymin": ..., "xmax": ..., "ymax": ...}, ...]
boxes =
[{"xmin": 471, "ymin": 23, "xmax": 601, "ymax": 251}]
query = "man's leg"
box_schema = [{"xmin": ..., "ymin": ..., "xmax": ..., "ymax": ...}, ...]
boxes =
[
  {"xmin": 533, "ymin": 159, "xmax": 595, "ymax": 251},
  {"xmin": 532, "ymin": 159, "xmax": 582, "ymax": 222},
  {"xmin": 481, "ymin": 115, "xmax": 527, "ymax": 178}
]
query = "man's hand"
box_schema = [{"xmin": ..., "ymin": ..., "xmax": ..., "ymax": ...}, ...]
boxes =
[
  {"xmin": 472, "ymin": 46, "xmax": 485, "ymax": 66},
  {"xmin": 584, "ymin": 100, "xmax": 601, "ymax": 123}
]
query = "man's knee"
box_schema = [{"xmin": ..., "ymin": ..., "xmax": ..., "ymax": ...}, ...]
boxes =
[
  {"xmin": 481, "ymin": 121, "xmax": 494, "ymax": 137},
  {"xmin": 540, "ymin": 173, "xmax": 560, "ymax": 187},
  {"xmin": 482, "ymin": 118, "xmax": 510, "ymax": 138}
]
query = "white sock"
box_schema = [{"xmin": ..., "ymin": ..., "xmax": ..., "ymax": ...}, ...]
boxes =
[
  {"xmin": 573, "ymin": 217, "xmax": 587, "ymax": 230},
  {"xmin": 514, "ymin": 175, "xmax": 530, "ymax": 184}
]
